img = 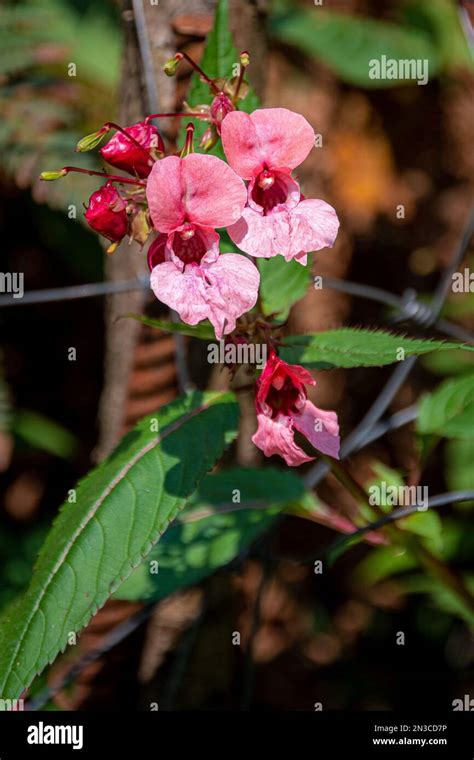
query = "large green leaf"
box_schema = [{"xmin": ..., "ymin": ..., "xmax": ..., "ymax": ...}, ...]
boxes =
[
  {"xmin": 279, "ymin": 329, "xmax": 474, "ymax": 369},
  {"xmin": 115, "ymin": 467, "xmax": 304, "ymax": 602},
  {"xmin": 0, "ymin": 391, "xmax": 239, "ymax": 700},
  {"xmin": 258, "ymin": 255, "xmax": 313, "ymax": 319},
  {"xmin": 418, "ymin": 372, "xmax": 474, "ymax": 439},
  {"xmin": 271, "ymin": 8, "xmax": 440, "ymax": 87}
]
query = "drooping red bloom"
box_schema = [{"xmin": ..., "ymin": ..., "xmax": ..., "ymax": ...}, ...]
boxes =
[
  {"xmin": 84, "ymin": 183, "xmax": 128, "ymax": 242},
  {"xmin": 100, "ymin": 121, "xmax": 163, "ymax": 178},
  {"xmin": 252, "ymin": 350, "xmax": 340, "ymax": 466}
]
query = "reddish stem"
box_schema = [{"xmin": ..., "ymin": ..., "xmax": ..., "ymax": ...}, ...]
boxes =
[
  {"xmin": 62, "ymin": 167, "xmax": 147, "ymax": 187},
  {"xmin": 145, "ymin": 112, "xmax": 209, "ymax": 123},
  {"xmin": 233, "ymin": 56, "xmax": 247, "ymax": 103},
  {"xmin": 176, "ymin": 52, "xmax": 220, "ymax": 94}
]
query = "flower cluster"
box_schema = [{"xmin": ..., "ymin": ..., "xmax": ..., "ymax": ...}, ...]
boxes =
[{"xmin": 41, "ymin": 50, "xmax": 341, "ymax": 465}]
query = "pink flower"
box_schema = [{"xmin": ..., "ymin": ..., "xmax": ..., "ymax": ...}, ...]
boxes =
[
  {"xmin": 84, "ymin": 183, "xmax": 128, "ymax": 242},
  {"xmin": 252, "ymin": 350, "xmax": 340, "ymax": 466},
  {"xmin": 221, "ymin": 108, "xmax": 339, "ymax": 264},
  {"xmin": 146, "ymin": 153, "xmax": 259, "ymax": 338},
  {"xmin": 100, "ymin": 121, "xmax": 163, "ymax": 178}
]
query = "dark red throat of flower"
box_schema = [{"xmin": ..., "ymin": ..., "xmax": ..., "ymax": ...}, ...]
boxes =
[
  {"xmin": 251, "ymin": 170, "xmax": 290, "ymax": 214},
  {"xmin": 266, "ymin": 375, "xmax": 305, "ymax": 418},
  {"xmin": 173, "ymin": 226, "xmax": 207, "ymax": 266}
]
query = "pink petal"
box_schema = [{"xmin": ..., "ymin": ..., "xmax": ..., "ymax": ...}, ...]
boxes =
[
  {"xmin": 150, "ymin": 253, "xmax": 259, "ymax": 339},
  {"xmin": 228, "ymin": 199, "xmax": 339, "ymax": 262},
  {"xmin": 292, "ymin": 400, "xmax": 340, "ymax": 459},
  {"xmin": 227, "ymin": 207, "xmax": 289, "ymax": 259},
  {"xmin": 150, "ymin": 261, "xmax": 210, "ymax": 325},
  {"xmin": 284, "ymin": 199, "xmax": 340, "ymax": 262},
  {"xmin": 205, "ymin": 253, "xmax": 260, "ymax": 337},
  {"xmin": 252, "ymin": 413, "xmax": 314, "ymax": 467},
  {"xmin": 221, "ymin": 108, "xmax": 315, "ymax": 179},
  {"xmin": 146, "ymin": 154, "xmax": 247, "ymax": 233},
  {"xmin": 146, "ymin": 156, "xmax": 186, "ymax": 233},
  {"xmin": 181, "ymin": 154, "xmax": 247, "ymax": 229}
]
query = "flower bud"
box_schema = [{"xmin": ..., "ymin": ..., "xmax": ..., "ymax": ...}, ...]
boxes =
[
  {"xmin": 210, "ymin": 93, "xmax": 234, "ymax": 133},
  {"xmin": 163, "ymin": 54, "xmax": 182, "ymax": 76},
  {"xmin": 75, "ymin": 127, "xmax": 108, "ymax": 152},
  {"xmin": 40, "ymin": 169, "xmax": 67, "ymax": 181},
  {"xmin": 100, "ymin": 121, "xmax": 164, "ymax": 178},
  {"xmin": 240, "ymin": 51, "xmax": 250, "ymax": 68},
  {"xmin": 84, "ymin": 183, "xmax": 128, "ymax": 243}
]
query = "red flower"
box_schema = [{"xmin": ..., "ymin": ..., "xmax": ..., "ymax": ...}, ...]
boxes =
[
  {"xmin": 84, "ymin": 183, "xmax": 128, "ymax": 243},
  {"xmin": 100, "ymin": 121, "xmax": 163, "ymax": 178},
  {"xmin": 252, "ymin": 350, "xmax": 340, "ymax": 466}
]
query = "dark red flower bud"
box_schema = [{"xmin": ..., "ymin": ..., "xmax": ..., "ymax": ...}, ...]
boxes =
[
  {"xmin": 100, "ymin": 121, "xmax": 164, "ymax": 178},
  {"xmin": 84, "ymin": 183, "xmax": 128, "ymax": 243},
  {"xmin": 210, "ymin": 93, "xmax": 234, "ymax": 133}
]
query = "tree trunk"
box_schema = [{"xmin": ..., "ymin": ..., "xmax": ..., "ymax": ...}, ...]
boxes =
[{"xmin": 96, "ymin": 0, "xmax": 267, "ymax": 461}]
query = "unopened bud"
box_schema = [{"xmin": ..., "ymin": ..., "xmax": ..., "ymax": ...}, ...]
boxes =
[
  {"xmin": 240, "ymin": 51, "xmax": 250, "ymax": 68},
  {"xmin": 164, "ymin": 54, "xmax": 182, "ymax": 76},
  {"xmin": 40, "ymin": 169, "xmax": 67, "ymax": 181},
  {"xmin": 75, "ymin": 128, "xmax": 108, "ymax": 152}
]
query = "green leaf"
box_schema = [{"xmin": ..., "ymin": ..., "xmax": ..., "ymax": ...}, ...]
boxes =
[
  {"xmin": 421, "ymin": 348, "xmax": 474, "ymax": 376},
  {"xmin": 279, "ymin": 329, "xmax": 474, "ymax": 369},
  {"xmin": 402, "ymin": 0, "xmax": 473, "ymax": 72},
  {"xmin": 114, "ymin": 509, "xmax": 277, "ymax": 603},
  {"xmin": 401, "ymin": 573, "xmax": 474, "ymax": 627},
  {"xmin": 258, "ymin": 255, "xmax": 313, "ymax": 319},
  {"xmin": 13, "ymin": 410, "xmax": 78, "ymax": 460},
  {"xmin": 122, "ymin": 313, "xmax": 215, "ymax": 340},
  {"xmin": 0, "ymin": 391, "xmax": 239, "ymax": 700},
  {"xmin": 271, "ymin": 9, "xmax": 440, "ymax": 88},
  {"xmin": 180, "ymin": 0, "xmax": 259, "ymax": 157},
  {"xmin": 115, "ymin": 466, "xmax": 304, "ymax": 601},
  {"xmin": 418, "ymin": 372, "xmax": 474, "ymax": 439},
  {"xmin": 445, "ymin": 438, "xmax": 474, "ymax": 497}
]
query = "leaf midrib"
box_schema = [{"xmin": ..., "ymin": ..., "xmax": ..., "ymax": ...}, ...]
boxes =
[{"xmin": 1, "ymin": 398, "xmax": 216, "ymax": 692}]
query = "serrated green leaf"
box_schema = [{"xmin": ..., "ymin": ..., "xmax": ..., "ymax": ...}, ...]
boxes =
[
  {"xmin": 418, "ymin": 372, "xmax": 474, "ymax": 439},
  {"xmin": 115, "ymin": 466, "xmax": 304, "ymax": 602},
  {"xmin": 258, "ymin": 255, "xmax": 313, "ymax": 319},
  {"xmin": 122, "ymin": 313, "xmax": 215, "ymax": 340},
  {"xmin": 0, "ymin": 391, "xmax": 239, "ymax": 700},
  {"xmin": 271, "ymin": 9, "xmax": 440, "ymax": 88},
  {"xmin": 279, "ymin": 329, "xmax": 474, "ymax": 369}
]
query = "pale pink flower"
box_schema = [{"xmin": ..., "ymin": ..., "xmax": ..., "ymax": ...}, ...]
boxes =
[
  {"xmin": 252, "ymin": 350, "xmax": 340, "ymax": 466},
  {"xmin": 221, "ymin": 108, "xmax": 339, "ymax": 264},
  {"xmin": 146, "ymin": 153, "xmax": 259, "ymax": 338}
]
